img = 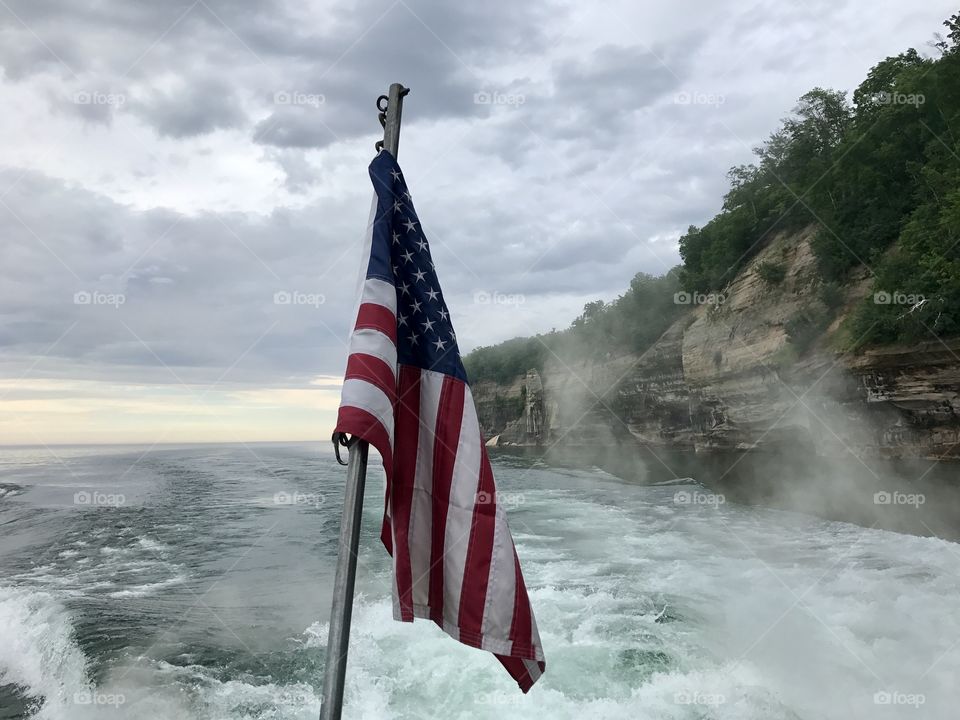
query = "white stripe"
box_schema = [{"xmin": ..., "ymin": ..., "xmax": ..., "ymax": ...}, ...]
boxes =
[
  {"xmin": 348, "ymin": 328, "xmax": 397, "ymax": 377},
  {"xmin": 339, "ymin": 377, "xmax": 394, "ymax": 443},
  {"xmin": 523, "ymin": 658, "xmax": 542, "ymax": 682},
  {"xmin": 481, "ymin": 503, "xmax": 517, "ymax": 640},
  {"xmin": 361, "ymin": 277, "xmax": 397, "ymax": 314},
  {"xmin": 441, "ymin": 386, "xmax": 481, "ymax": 627},
  {"xmin": 346, "ymin": 195, "xmax": 379, "ymax": 343},
  {"xmin": 407, "ymin": 370, "xmax": 444, "ymax": 606}
]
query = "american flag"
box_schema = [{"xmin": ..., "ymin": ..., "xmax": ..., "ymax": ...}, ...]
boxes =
[{"xmin": 334, "ymin": 150, "xmax": 546, "ymax": 692}]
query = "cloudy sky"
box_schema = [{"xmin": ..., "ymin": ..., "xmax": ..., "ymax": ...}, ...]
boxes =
[{"xmin": 0, "ymin": 0, "xmax": 953, "ymax": 445}]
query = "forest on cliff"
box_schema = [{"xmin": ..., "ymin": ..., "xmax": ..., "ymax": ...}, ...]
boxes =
[{"xmin": 465, "ymin": 13, "xmax": 960, "ymax": 385}]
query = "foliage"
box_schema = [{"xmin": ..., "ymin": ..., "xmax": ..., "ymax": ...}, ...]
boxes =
[
  {"xmin": 757, "ymin": 261, "xmax": 787, "ymax": 285},
  {"xmin": 681, "ymin": 13, "xmax": 960, "ymax": 348}
]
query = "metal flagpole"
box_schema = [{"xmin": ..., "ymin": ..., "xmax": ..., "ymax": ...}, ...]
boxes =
[{"xmin": 320, "ymin": 82, "xmax": 409, "ymax": 720}]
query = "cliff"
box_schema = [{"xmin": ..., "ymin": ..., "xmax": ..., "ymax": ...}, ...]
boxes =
[{"xmin": 474, "ymin": 228, "xmax": 960, "ymax": 461}]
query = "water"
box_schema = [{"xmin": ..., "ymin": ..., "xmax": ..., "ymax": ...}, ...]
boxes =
[{"xmin": 0, "ymin": 443, "xmax": 957, "ymax": 719}]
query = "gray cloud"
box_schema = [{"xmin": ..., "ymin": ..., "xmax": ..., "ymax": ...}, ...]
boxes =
[{"xmin": 0, "ymin": 0, "xmax": 955, "ymax": 391}]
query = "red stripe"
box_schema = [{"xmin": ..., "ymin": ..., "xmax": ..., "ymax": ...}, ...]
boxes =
[
  {"xmin": 457, "ymin": 441, "xmax": 497, "ymax": 638},
  {"xmin": 354, "ymin": 302, "xmax": 397, "ymax": 344},
  {"xmin": 344, "ymin": 353, "xmax": 396, "ymax": 403},
  {"xmin": 508, "ymin": 547, "xmax": 535, "ymax": 656},
  {"xmin": 495, "ymin": 655, "xmax": 535, "ymax": 693},
  {"xmin": 334, "ymin": 406, "xmax": 393, "ymax": 476},
  {"xmin": 427, "ymin": 377, "xmax": 466, "ymax": 623},
  {"xmin": 390, "ymin": 364, "xmax": 421, "ymax": 620}
]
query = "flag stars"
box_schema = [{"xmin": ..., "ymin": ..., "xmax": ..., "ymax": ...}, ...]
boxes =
[
  {"xmin": 404, "ymin": 218, "xmax": 418, "ymax": 233},
  {"xmin": 398, "ymin": 313, "xmax": 408, "ymax": 327},
  {"xmin": 392, "ymin": 232, "xmax": 401, "ymax": 245},
  {"xmin": 401, "ymin": 249, "xmax": 414, "ymax": 264},
  {"xmin": 415, "ymin": 238, "xmax": 428, "ymax": 252},
  {"xmin": 394, "ymin": 200, "xmax": 404, "ymax": 212},
  {"xmin": 425, "ymin": 287, "xmax": 439, "ymax": 302},
  {"xmin": 410, "ymin": 299, "xmax": 422, "ymax": 314},
  {"xmin": 409, "ymin": 332, "xmax": 418, "ymax": 345},
  {"xmin": 390, "ymin": 168, "xmax": 401, "ymax": 182},
  {"xmin": 433, "ymin": 337, "xmax": 447, "ymax": 352},
  {"xmin": 438, "ymin": 308, "xmax": 448, "ymax": 321},
  {"xmin": 399, "ymin": 282, "xmax": 410, "ymax": 296},
  {"xmin": 412, "ymin": 267, "xmax": 426, "ymax": 283},
  {"xmin": 422, "ymin": 318, "xmax": 435, "ymax": 333}
]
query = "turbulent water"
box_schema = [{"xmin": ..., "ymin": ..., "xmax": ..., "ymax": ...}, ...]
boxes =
[{"xmin": 0, "ymin": 443, "xmax": 957, "ymax": 719}]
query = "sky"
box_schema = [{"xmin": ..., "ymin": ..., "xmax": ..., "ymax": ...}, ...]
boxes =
[{"xmin": 0, "ymin": 0, "xmax": 955, "ymax": 445}]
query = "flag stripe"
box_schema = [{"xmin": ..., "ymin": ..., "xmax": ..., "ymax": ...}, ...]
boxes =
[
  {"xmin": 347, "ymin": 328, "xmax": 397, "ymax": 375},
  {"xmin": 427, "ymin": 376, "xmax": 465, "ymax": 622},
  {"xmin": 391, "ymin": 364, "xmax": 421, "ymax": 620},
  {"xmin": 334, "ymin": 405, "xmax": 393, "ymax": 473},
  {"xmin": 509, "ymin": 549, "xmax": 534, "ymax": 656},
  {"xmin": 457, "ymin": 444, "xmax": 497, "ymax": 643},
  {"xmin": 355, "ymin": 302, "xmax": 398, "ymax": 344},
  {"xmin": 344, "ymin": 353, "xmax": 396, "ymax": 402},
  {"xmin": 408, "ymin": 371, "xmax": 443, "ymax": 608},
  {"xmin": 441, "ymin": 388, "xmax": 482, "ymax": 627}
]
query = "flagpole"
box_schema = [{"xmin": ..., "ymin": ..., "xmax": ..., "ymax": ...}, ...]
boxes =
[{"xmin": 320, "ymin": 82, "xmax": 409, "ymax": 720}]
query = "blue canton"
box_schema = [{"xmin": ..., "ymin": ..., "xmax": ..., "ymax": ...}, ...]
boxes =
[{"xmin": 367, "ymin": 151, "xmax": 467, "ymax": 382}]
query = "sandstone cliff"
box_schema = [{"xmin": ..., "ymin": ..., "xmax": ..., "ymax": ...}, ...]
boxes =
[{"xmin": 473, "ymin": 228, "xmax": 960, "ymax": 461}]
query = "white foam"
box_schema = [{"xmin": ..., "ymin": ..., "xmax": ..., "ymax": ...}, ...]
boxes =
[{"xmin": 0, "ymin": 585, "xmax": 91, "ymax": 719}]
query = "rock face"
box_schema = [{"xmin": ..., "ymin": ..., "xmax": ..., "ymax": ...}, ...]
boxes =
[{"xmin": 471, "ymin": 227, "xmax": 960, "ymax": 460}]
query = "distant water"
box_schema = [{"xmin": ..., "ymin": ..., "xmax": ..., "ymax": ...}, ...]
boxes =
[{"xmin": 1, "ymin": 443, "xmax": 958, "ymax": 719}]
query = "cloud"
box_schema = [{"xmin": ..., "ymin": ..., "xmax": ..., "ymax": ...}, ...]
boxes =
[{"xmin": 0, "ymin": 0, "xmax": 955, "ymax": 443}]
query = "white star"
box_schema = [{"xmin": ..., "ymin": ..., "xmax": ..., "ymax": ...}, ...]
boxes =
[
  {"xmin": 409, "ymin": 332, "xmax": 418, "ymax": 345},
  {"xmin": 415, "ymin": 238, "xmax": 428, "ymax": 252},
  {"xmin": 421, "ymin": 318, "xmax": 435, "ymax": 332},
  {"xmin": 433, "ymin": 337, "xmax": 446, "ymax": 351},
  {"xmin": 425, "ymin": 287, "xmax": 439, "ymax": 302},
  {"xmin": 392, "ymin": 232, "xmax": 401, "ymax": 245},
  {"xmin": 404, "ymin": 218, "xmax": 418, "ymax": 233},
  {"xmin": 438, "ymin": 308, "xmax": 448, "ymax": 321},
  {"xmin": 401, "ymin": 250, "xmax": 414, "ymax": 264},
  {"xmin": 403, "ymin": 190, "xmax": 411, "ymax": 201},
  {"xmin": 398, "ymin": 313, "xmax": 408, "ymax": 327},
  {"xmin": 393, "ymin": 200, "xmax": 404, "ymax": 212},
  {"xmin": 398, "ymin": 282, "xmax": 410, "ymax": 296},
  {"xmin": 390, "ymin": 169, "xmax": 401, "ymax": 182},
  {"xmin": 410, "ymin": 299, "xmax": 422, "ymax": 314},
  {"xmin": 412, "ymin": 268, "xmax": 426, "ymax": 283}
]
